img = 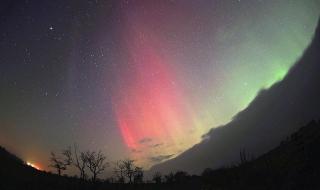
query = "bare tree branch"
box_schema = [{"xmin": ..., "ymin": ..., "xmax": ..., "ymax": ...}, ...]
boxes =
[
  {"xmin": 85, "ymin": 150, "xmax": 108, "ymax": 182},
  {"xmin": 49, "ymin": 152, "xmax": 68, "ymax": 176},
  {"xmin": 73, "ymin": 144, "xmax": 88, "ymax": 180}
]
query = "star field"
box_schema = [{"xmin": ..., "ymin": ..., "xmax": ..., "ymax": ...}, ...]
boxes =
[{"xmin": 0, "ymin": 0, "xmax": 319, "ymax": 172}]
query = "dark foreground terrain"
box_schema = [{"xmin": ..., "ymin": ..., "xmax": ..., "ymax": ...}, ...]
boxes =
[{"xmin": 1, "ymin": 120, "xmax": 320, "ymax": 190}]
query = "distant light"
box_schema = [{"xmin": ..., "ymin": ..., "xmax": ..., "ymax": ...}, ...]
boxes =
[{"xmin": 26, "ymin": 162, "xmax": 40, "ymax": 170}]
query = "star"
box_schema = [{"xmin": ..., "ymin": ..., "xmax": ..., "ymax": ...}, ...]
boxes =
[{"xmin": 49, "ymin": 26, "xmax": 54, "ymax": 31}]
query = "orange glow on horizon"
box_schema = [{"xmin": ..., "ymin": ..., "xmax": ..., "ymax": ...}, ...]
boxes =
[{"xmin": 26, "ymin": 161, "xmax": 41, "ymax": 170}]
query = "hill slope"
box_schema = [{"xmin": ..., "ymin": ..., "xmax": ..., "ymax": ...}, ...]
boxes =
[
  {"xmin": 150, "ymin": 18, "xmax": 320, "ymax": 175},
  {"xmin": 200, "ymin": 120, "xmax": 320, "ymax": 190},
  {"xmin": 0, "ymin": 147, "xmax": 87, "ymax": 190},
  {"xmin": 2, "ymin": 120, "xmax": 320, "ymax": 189}
]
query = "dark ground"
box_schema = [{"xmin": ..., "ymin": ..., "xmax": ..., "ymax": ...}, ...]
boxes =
[{"xmin": 1, "ymin": 120, "xmax": 320, "ymax": 190}]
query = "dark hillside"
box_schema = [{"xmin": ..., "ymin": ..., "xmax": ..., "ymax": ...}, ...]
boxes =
[
  {"xmin": 2, "ymin": 120, "xmax": 320, "ymax": 189},
  {"xmin": 0, "ymin": 147, "xmax": 91, "ymax": 190},
  {"xmin": 201, "ymin": 120, "xmax": 320, "ymax": 190}
]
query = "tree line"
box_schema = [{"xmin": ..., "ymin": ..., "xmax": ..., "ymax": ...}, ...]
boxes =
[
  {"xmin": 28, "ymin": 120, "xmax": 320, "ymax": 189},
  {"xmin": 49, "ymin": 144, "xmax": 198, "ymax": 185},
  {"xmin": 49, "ymin": 144, "xmax": 147, "ymax": 183}
]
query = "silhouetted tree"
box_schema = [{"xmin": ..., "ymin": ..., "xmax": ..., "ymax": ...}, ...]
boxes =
[
  {"xmin": 174, "ymin": 171, "xmax": 189, "ymax": 183},
  {"xmin": 49, "ymin": 152, "xmax": 69, "ymax": 176},
  {"xmin": 152, "ymin": 171, "xmax": 162, "ymax": 184},
  {"xmin": 133, "ymin": 166, "xmax": 144, "ymax": 184},
  {"xmin": 62, "ymin": 147, "xmax": 72, "ymax": 166},
  {"xmin": 71, "ymin": 144, "xmax": 89, "ymax": 180},
  {"xmin": 85, "ymin": 150, "xmax": 108, "ymax": 182},
  {"xmin": 239, "ymin": 148, "xmax": 248, "ymax": 164},
  {"xmin": 114, "ymin": 159, "xmax": 142, "ymax": 183},
  {"xmin": 122, "ymin": 159, "xmax": 135, "ymax": 183},
  {"xmin": 113, "ymin": 160, "xmax": 126, "ymax": 183},
  {"xmin": 164, "ymin": 172, "xmax": 175, "ymax": 184},
  {"xmin": 239, "ymin": 148, "xmax": 254, "ymax": 166}
]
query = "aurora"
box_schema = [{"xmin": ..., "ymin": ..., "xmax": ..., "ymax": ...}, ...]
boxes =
[{"xmin": 0, "ymin": 0, "xmax": 319, "ymax": 171}]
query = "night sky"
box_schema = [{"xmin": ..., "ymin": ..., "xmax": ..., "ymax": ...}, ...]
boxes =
[{"xmin": 0, "ymin": 0, "xmax": 319, "ymax": 173}]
